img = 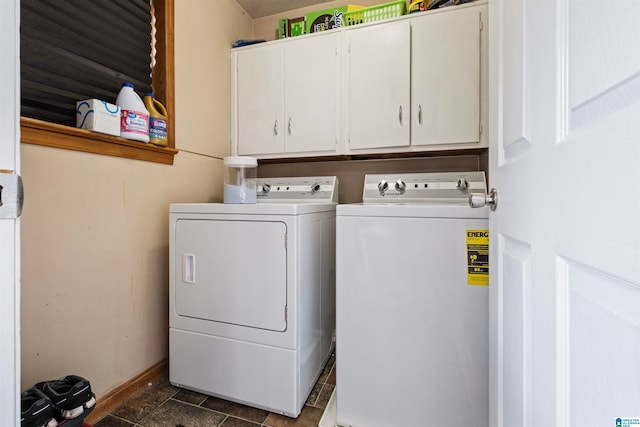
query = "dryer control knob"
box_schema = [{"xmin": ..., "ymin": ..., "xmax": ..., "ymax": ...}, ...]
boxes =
[
  {"xmin": 262, "ymin": 183, "xmax": 271, "ymax": 194},
  {"xmin": 395, "ymin": 179, "xmax": 406, "ymax": 194},
  {"xmin": 378, "ymin": 180, "xmax": 389, "ymax": 194},
  {"xmin": 456, "ymin": 178, "xmax": 469, "ymax": 191},
  {"xmin": 311, "ymin": 183, "xmax": 321, "ymax": 193}
]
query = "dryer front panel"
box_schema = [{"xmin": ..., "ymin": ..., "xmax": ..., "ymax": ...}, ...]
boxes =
[{"xmin": 175, "ymin": 219, "xmax": 287, "ymax": 332}]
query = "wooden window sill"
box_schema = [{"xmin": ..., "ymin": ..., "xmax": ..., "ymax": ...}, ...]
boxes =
[{"xmin": 20, "ymin": 117, "xmax": 178, "ymax": 165}]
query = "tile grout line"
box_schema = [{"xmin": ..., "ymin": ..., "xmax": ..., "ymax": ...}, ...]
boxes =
[
  {"xmin": 192, "ymin": 395, "xmax": 269, "ymax": 425},
  {"xmin": 173, "ymin": 396, "xmax": 268, "ymax": 426},
  {"xmin": 135, "ymin": 388, "xmax": 179, "ymax": 426}
]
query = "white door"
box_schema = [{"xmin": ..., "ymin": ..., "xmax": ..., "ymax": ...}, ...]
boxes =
[
  {"xmin": 0, "ymin": 0, "xmax": 21, "ymax": 425},
  {"xmin": 346, "ymin": 21, "xmax": 410, "ymax": 151},
  {"xmin": 489, "ymin": 1, "xmax": 640, "ymax": 426},
  {"xmin": 285, "ymin": 33, "xmax": 340, "ymax": 155},
  {"xmin": 235, "ymin": 44, "xmax": 285, "ymax": 156}
]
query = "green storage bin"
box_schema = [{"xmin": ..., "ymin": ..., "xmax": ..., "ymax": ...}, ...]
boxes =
[
  {"xmin": 305, "ymin": 5, "xmax": 364, "ymax": 33},
  {"xmin": 344, "ymin": 0, "xmax": 407, "ymax": 26}
]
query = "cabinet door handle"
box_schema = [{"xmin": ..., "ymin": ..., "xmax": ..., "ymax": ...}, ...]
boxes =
[
  {"xmin": 288, "ymin": 117, "xmax": 292, "ymax": 135},
  {"xmin": 418, "ymin": 104, "xmax": 423, "ymax": 125},
  {"xmin": 399, "ymin": 106, "xmax": 403, "ymax": 126},
  {"xmin": 274, "ymin": 119, "xmax": 278, "ymax": 136}
]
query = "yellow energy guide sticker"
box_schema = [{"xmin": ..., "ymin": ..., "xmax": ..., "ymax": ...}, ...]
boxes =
[{"xmin": 467, "ymin": 229, "xmax": 489, "ymax": 286}]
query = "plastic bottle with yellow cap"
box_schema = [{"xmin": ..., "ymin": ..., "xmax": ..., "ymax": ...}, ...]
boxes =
[{"xmin": 143, "ymin": 93, "xmax": 169, "ymax": 147}]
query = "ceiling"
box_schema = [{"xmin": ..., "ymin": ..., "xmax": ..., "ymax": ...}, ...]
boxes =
[{"xmin": 235, "ymin": 0, "xmax": 334, "ymax": 18}]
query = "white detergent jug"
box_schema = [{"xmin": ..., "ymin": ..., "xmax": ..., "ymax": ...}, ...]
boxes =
[{"xmin": 116, "ymin": 82, "xmax": 149, "ymax": 143}]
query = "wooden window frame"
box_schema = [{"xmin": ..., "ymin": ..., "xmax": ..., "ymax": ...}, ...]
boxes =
[{"xmin": 20, "ymin": 0, "xmax": 177, "ymax": 165}]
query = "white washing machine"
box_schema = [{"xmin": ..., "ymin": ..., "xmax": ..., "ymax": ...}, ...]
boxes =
[
  {"xmin": 169, "ymin": 176, "xmax": 338, "ymax": 417},
  {"xmin": 336, "ymin": 172, "xmax": 489, "ymax": 427}
]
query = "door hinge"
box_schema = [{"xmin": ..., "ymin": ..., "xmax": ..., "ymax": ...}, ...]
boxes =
[
  {"xmin": 479, "ymin": 14, "xmax": 484, "ymax": 31},
  {"xmin": 480, "ymin": 122, "xmax": 483, "ymax": 135},
  {"xmin": 284, "ymin": 305, "xmax": 288, "ymax": 322},
  {"xmin": 284, "ymin": 233, "xmax": 287, "ymax": 250},
  {"xmin": 0, "ymin": 172, "xmax": 23, "ymax": 219}
]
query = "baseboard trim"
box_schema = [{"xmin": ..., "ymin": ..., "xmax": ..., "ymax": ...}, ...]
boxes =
[{"xmin": 85, "ymin": 358, "xmax": 168, "ymax": 425}]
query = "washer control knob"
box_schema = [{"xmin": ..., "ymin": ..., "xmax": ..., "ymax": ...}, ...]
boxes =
[
  {"xmin": 395, "ymin": 179, "xmax": 406, "ymax": 194},
  {"xmin": 311, "ymin": 183, "xmax": 321, "ymax": 194},
  {"xmin": 456, "ymin": 178, "xmax": 469, "ymax": 191},
  {"xmin": 378, "ymin": 180, "xmax": 389, "ymax": 194},
  {"xmin": 261, "ymin": 183, "xmax": 271, "ymax": 194}
]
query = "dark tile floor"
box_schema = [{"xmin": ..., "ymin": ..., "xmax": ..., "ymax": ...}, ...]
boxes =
[{"xmin": 94, "ymin": 352, "xmax": 336, "ymax": 427}]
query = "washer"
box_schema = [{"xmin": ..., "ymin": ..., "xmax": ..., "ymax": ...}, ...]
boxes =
[
  {"xmin": 169, "ymin": 176, "xmax": 338, "ymax": 417},
  {"xmin": 336, "ymin": 172, "xmax": 489, "ymax": 427}
]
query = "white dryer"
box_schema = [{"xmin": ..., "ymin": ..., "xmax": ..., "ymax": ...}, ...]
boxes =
[
  {"xmin": 336, "ymin": 172, "xmax": 489, "ymax": 427},
  {"xmin": 169, "ymin": 176, "xmax": 338, "ymax": 417}
]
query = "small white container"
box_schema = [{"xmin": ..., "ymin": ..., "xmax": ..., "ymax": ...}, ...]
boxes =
[
  {"xmin": 223, "ymin": 156, "xmax": 258, "ymax": 204},
  {"xmin": 76, "ymin": 99, "xmax": 120, "ymax": 136}
]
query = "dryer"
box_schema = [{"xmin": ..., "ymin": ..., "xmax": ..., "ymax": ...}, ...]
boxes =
[
  {"xmin": 336, "ymin": 172, "xmax": 489, "ymax": 427},
  {"xmin": 169, "ymin": 176, "xmax": 338, "ymax": 417}
]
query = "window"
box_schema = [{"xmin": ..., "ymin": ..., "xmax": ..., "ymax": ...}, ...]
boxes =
[{"xmin": 20, "ymin": 0, "xmax": 176, "ymax": 165}]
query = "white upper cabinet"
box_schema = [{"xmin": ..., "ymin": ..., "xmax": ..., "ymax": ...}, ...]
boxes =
[
  {"xmin": 411, "ymin": 5, "xmax": 484, "ymax": 148},
  {"xmin": 345, "ymin": 21, "xmax": 411, "ymax": 151},
  {"xmin": 232, "ymin": 33, "xmax": 340, "ymax": 158},
  {"xmin": 231, "ymin": 1, "xmax": 487, "ymax": 159},
  {"xmin": 234, "ymin": 44, "xmax": 285, "ymax": 156},
  {"xmin": 285, "ymin": 34, "xmax": 341, "ymax": 155}
]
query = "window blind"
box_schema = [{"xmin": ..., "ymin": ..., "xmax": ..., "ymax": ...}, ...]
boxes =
[{"xmin": 21, "ymin": 0, "xmax": 153, "ymax": 127}]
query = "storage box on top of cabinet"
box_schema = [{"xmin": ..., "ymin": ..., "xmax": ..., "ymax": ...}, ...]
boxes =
[
  {"xmin": 343, "ymin": 0, "xmax": 406, "ymax": 27},
  {"xmin": 305, "ymin": 4, "xmax": 364, "ymax": 33}
]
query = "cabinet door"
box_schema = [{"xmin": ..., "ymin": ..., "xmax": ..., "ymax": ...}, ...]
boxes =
[
  {"xmin": 285, "ymin": 33, "xmax": 340, "ymax": 154},
  {"xmin": 236, "ymin": 45, "xmax": 285, "ymax": 155},
  {"xmin": 346, "ymin": 21, "xmax": 411, "ymax": 151},
  {"xmin": 411, "ymin": 6, "xmax": 483, "ymax": 147}
]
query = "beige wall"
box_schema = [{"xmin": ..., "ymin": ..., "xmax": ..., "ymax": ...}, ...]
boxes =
[
  {"xmin": 20, "ymin": 0, "xmax": 252, "ymax": 398},
  {"xmin": 252, "ymin": 0, "xmax": 400, "ymax": 41}
]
